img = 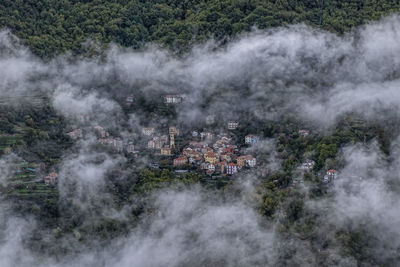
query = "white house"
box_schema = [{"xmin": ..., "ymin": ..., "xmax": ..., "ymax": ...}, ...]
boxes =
[
  {"xmin": 299, "ymin": 160, "xmax": 315, "ymax": 171},
  {"xmin": 228, "ymin": 121, "xmax": 239, "ymax": 130},
  {"xmin": 298, "ymin": 129, "xmax": 310, "ymax": 137},
  {"xmin": 142, "ymin": 127, "xmax": 155, "ymax": 136},
  {"xmin": 323, "ymin": 169, "xmax": 338, "ymax": 183},
  {"xmin": 245, "ymin": 134, "xmax": 259, "ymax": 144},
  {"xmin": 227, "ymin": 163, "xmax": 238, "ymax": 175},
  {"xmin": 246, "ymin": 156, "xmax": 257, "ymax": 168},
  {"xmin": 164, "ymin": 95, "xmax": 182, "ymax": 104}
]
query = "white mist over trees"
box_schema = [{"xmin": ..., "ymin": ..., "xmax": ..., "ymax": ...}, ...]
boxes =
[{"xmin": 1, "ymin": 14, "xmax": 400, "ymax": 267}]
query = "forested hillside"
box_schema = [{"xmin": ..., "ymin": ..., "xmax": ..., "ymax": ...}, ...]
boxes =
[
  {"xmin": 2, "ymin": 1, "xmax": 400, "ymax": 266},
  {"xmin": 1, "ymin": 0, "xmax": 400, "ymax": 57}
]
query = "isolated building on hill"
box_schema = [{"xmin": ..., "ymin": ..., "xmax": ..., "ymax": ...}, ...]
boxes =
[
  {"xmin": 126, "ymin": 95, "xmax": 134, "ymax": 107},
  {"xmin": 142, "ymin": 127, "xmax": 155, "ymax": 136},
  {"xmin": 245, "ymin": 134, "xmax": 259, "ymax": 144},
  {"xmin": 126, "ymin": 142, "xmax": 136, "ymax": 153},
  {"xmin": 298, "ymin": 129, "xmax": 310, "ymax": 137},
  {"xmin": 323, "ymin": 169, "xmax": 338, "ymax": 183},
  {"xmin": 44, "ymin": 172, "xmax": 58, "ymax": 185},
  {"xmin": 300, "ymin": 160, "xmax": 315, "ymax": 171},
  {"xmin": 228, "ymin": 121, "xmax": 239, "ymax": 130},
  {"xmin": 164, "ymin": 94, "xmax": 183, "ymax": 104}
]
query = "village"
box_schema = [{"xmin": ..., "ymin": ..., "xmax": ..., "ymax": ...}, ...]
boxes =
[
  {"xmin": 59, "ymin": 93, "xmax": 340, "ymax": 184},
  {"xmin": 0, "ymin": 93, "xmax": 339, "ymax": 188}
]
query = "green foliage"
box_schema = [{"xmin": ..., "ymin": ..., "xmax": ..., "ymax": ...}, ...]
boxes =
[
  {"xmin": 132, "ymin": 168, "xmax": 202, "ymax": 193},
  {"xmin": 1, "ymin": 0, "xmax": 400, "ymax": 57}
]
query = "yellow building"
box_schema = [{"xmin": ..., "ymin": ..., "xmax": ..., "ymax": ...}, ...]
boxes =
[
  {"xmin": 161, "ymin": 146, "xmax": 172, "ymax": 155},
  {"xmin": 204, "ymin": 152, "xmax": 219, "ymax": 165}
]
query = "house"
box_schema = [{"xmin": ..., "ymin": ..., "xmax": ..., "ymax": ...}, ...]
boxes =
[
  {"xmin": 204, "ymin": 152, "xmax": 219, "ymax": 164},
  {"xmin": 200, "ymin": 132, "xmax": 214, "ymax": 140},
  {"xmin": 183, "ymin": 147, "xmax": 193, "ymax": 156},
  {"xmin": 206, "ymin": 115, "xmax": 215, "ymax": 125},
  {"xmin": 147, "ymin": 139, "xmax": 157, "ymax": 149},
  {"xmin": 192, "ymin": 131, "xmax": 199, "ymax": 137},
  {"xmin": 169, "ymin": 126, "xmax": 180, "ymax": 136},
  {"xmin": 299, "ymin": 160, "xmax": 315, "ymax": 171},
  {"xmin": 298, "ymin": 130, "xmax": 310, "ymax": 137},
  {"xmin": 44, "ymin": 172, "xmax": 58, "ymax": 185},
  {"xmin": 323, "ymin": 169, "xmax": 338, "ymax": 183},
  {"xmin": 237, "ymin": 155, "xmax": 256, "ymax": 168},
  {"xmin": 67, "ymin": 129, "xmax": 83, "ymax": 140},
  {"xmin": 228, "ymin": 121, "xmax": 239, "ymax": 130},
  {"xmin": 161, "ymin": 146, "xmax": 172, "ymax": 155},
  {"xmin": 142, "ymin": 127, "xmax": 155, "ymax": 136},
  {"xmin": 189, "ymin": 156, "xmax": 203, "ymax": 165},
  {"xmin": 164, "ymin": 94, "xmax": 182, "ymax": 104},
  {"xmin": 173, "ymin": 156, "xmax": 187, "ymax": 166},
  {"xmin": 189, "ymin": 150, "xmax": 203, "ymax": 158},
  {"xmin": 246, "ymin": 155, "xmax": 256, "ymax": 167},
  {"xmin": 226, "ymin": 145, "xmax": 237, "ymax": 154},
  {"xmin": 236, "ymin": 156, "xmax": 247, "ymax": 168},
  {"xmin": 227, "ymin": 163, "xmax": 238, "ymax": 175},
  {"xmin": 206, "ymin": 163, "xmax": 215, "ymax": 171},
  {"xmin": 126, "ymin": 95, "xmax": 134, "ymax": 106},
  {"xmin": 220, "ymin": 153, "xmax": 231, "ymax": 162},
  {"xmin": 245, "ymin": 134, "xmax": 259, "ymax": 144},
  {"xmin": 126, "ymin": 142, "xmax": 136, "ymax": 153},
  {"xmin": 148, "ymin": 136, "xmax": 168, "ymax": 149},
  {"xmin": 93, "ymin": 126, "xmax": 108, "ymax": 138},
  {"xmin": 189, "ymin": 141, "xmax": 208, "ymax": 150}
]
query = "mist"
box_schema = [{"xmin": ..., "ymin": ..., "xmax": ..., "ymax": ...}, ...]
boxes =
[{"xmin": 1, "ymin": 14, "xmax": 400, "ymax": 267}]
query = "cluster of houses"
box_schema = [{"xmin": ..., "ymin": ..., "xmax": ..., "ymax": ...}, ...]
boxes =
[
  {"xmin": 144, "ymin": 126, "xmax": 180, "ymax": 156},
  {"xmin": 66, "ymin": 124, "xmax": 138, "ymax": 155},
  {"xmin": 171, "ymin": 132, "xmax": 257, "ymax": 176},
  {"xmin": 164, "ymin": 94, "xmax": 186, "ymax": 104}
]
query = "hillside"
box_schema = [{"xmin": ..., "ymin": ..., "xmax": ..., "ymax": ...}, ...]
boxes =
[
  {"xmin": 2, "ymin": 0, "xmax": 400, "ymax": 57},
  {"xmin": 1, "ymin": 2, "xmax": 400, "ymax": 267}
]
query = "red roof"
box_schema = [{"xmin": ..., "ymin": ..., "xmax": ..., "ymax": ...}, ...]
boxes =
[{"xmin": 205, "ymin": 152, "xmax": 217, "ymax": 157}]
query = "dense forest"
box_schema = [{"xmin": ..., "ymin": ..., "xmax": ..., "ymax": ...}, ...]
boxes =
[{"xmin": 2, "ymin": 0, "xmax": 400, "ymax": 57}]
